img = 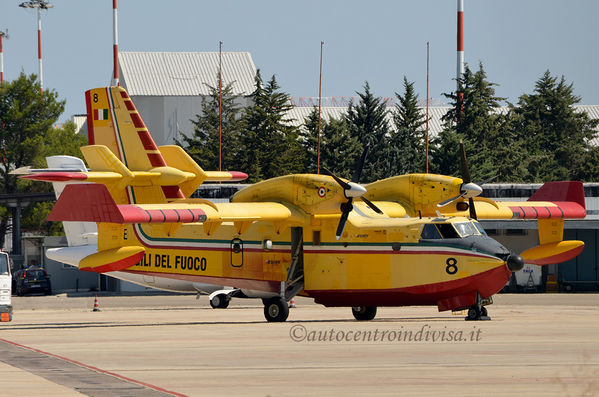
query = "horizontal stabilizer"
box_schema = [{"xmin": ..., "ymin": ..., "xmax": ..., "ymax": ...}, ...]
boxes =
[
  {"xmin": 520, "ymin": 241, "xmax": 585, "ymax": 265},
  {"xmin": 47, "ymin": 184, "xmax": 208, "ymax": 224},
  {"xmin": 79, "ymin": 247, "xmax": 145, "ymax": 273}
]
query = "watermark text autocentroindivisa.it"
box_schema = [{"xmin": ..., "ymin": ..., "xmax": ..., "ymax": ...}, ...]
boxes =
[{"xmin": 289, "ymin": 324, "xmax": 482, "ymax": 343}]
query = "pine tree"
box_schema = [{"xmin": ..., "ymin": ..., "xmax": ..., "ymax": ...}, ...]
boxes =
[
  {"xmin": 300, "ymin": 108, "xmax": 361, "ymax": 178},
  {"xmin": 239, "ymin": 71, "xmax": 304, "ymax": 182},
  {"xmin": 180, "ymin": 79, "xmax": 245, "ymax": 172},
  {"xmin": 299, "ymin": 107, "xmax": 321, "ymax": 174},
  {"xmin": 510, "ymin": 70, "xmax": 599, "ymax": 181},
  {"xmin": 432, "ymin": 63, "xmax": 508, "ymax": 181},
  {"xmin": 345, "ymin": 82, "xmax": 392, "ymax": 182},
  {"xmin": 390, "ymin": 77, "xmax": 426, "ymax": 174}
]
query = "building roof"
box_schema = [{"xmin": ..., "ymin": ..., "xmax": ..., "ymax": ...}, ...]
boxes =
[{"xmin": 119, "ymin": 52, "xmax": 257, "ymax": 96}]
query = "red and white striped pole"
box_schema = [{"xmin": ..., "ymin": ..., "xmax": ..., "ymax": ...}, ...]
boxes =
[
  {"xmin": 456, "ymin": 0, "xmax": 464, "ymax": 120},
  {"xmin": 37, "ymin": 6, "xmax": 43, "ymax": 93},
  {"xmin": 0, "ymin": 31, "xmax": 7, "ymax": 85},
  {"xmin": 112, "ymin": 0, "xmax": 119, "ymax": 86}
]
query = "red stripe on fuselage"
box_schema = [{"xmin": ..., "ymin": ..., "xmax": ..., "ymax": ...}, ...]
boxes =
[{"xmin": 306, "ymin": 265, "xmax": 511, "ymax": 310}]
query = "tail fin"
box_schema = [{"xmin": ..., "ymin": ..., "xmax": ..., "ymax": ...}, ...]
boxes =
[
  {"xmin": 85, "ymin": 87, "xmax": 248, "ymax": 203},
  {"xmin": 86, "ymin": 86, "xmax": 184, "ymax": 202},
  {"xmin": 528, "ymin": 181, "xmax": 586, "ymax": 211}
]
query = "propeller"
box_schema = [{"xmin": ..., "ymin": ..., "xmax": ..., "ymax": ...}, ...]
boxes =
[
  {"xmin": 323, "ymin": 146, "xmax": 383, "ymax": 240},
  {"xmin": 459, "ymin": 141, "xmax": 479, "ymax": 220},
  {"xmin": 436, "ymin": 141, "xmax": 483, "ymax": 220}
]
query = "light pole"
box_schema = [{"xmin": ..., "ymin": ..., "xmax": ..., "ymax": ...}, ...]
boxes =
[
  {"xmin": 19, "ymin": 0, "xmax": 53, "ymax": 93},
  {"xmin": 0, "ymin": 30, "xmax": 8, "ymax": 85}
]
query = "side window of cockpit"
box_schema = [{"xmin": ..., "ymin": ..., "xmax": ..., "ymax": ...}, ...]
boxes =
[
  {"xmin": 421, "ymin": 224, "xmax": 442, "ymax": 239},
  {"xmin": 473, "ymin": 222, "xmax": 488, "ymax": 236},
  {"xmin": 454, "ymin": 222, "xmax": 479, "ymax": 237},
  {"xmin": 436, "ymin": 223, "xmax": 460, "ymax": 239}
]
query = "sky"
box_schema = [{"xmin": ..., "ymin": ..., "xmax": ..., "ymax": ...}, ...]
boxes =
[{"xmin": 1, "ymin": 0, "xmax": 598, "ymax": 123}]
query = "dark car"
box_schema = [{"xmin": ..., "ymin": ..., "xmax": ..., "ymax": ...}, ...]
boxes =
[{"xmin": 14, "ymin": 267, "xmax": 52, "ymax": 296}]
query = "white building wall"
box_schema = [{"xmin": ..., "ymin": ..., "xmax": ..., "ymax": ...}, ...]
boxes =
[{"xmin": 131, "ymin": 95, "xmax": 253, "ymax": 147}]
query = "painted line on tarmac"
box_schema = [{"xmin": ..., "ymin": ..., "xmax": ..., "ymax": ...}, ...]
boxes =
[{"xmin": 0, "ymin": 337, "xmax": 188, "ymax": 397}]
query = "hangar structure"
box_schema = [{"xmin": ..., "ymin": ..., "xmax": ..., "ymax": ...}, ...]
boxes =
[{"xmin": 118, "ymin": 51, "xmax": 256, "ymax": 146}]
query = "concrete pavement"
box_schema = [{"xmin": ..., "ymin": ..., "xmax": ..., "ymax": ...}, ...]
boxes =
[{"xmin": 0, "ymin": 294, "xmax": 598, "ymax": 396}]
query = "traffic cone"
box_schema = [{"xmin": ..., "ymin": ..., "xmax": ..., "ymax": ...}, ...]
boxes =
[
  {"xmin": 289, "ymin": 299, "xmax": 296, "ymax": 308},
  {"xmin": 92, "ymin": 294, "xmax": 101, "ymax": 312}
]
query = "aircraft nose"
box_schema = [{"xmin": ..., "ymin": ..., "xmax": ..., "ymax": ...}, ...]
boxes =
[{"xmin": 506, "ymin": 254, "xmax": 524, "ymax": 272}]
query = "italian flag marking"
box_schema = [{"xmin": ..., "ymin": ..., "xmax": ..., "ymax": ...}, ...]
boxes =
[{"xmin": 94, "ymin": 109, "xmax": 109, "ymax": 120}]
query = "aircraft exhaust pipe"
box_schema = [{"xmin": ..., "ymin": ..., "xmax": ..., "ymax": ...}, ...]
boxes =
[{"xmin": 506, "ymin": 254, "xmax": 524, "ymax": 272}]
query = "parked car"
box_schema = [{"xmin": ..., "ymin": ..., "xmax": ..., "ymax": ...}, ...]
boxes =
[{"xmin": 14, "ymin": 267, "xmax": 52, "ymax": 296}]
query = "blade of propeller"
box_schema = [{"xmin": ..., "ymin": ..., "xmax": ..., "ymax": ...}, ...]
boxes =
[
  {"xmin": 322, "ymin": 167, "xmax": 351, "ymax": 190},
  {"xmin": 460, "ymin": 140, "xmax": 479, "ymax": 219},
  {"xmin": 437, "ymin": 192, "xmax": 465, "ymax": 208},
  {"xmin": 468, "ymin": 197, "xmax": 477, "ymax": 220},
  {"xmin": 361, "ymin": 197, "xmax": 384, "ymax": 214},
  {"xmin": 352, "ymin": 145, "xmax": 369, "ymax": 183},
  {"xmin": 459, "ymin": 140, "xmax": 471, "ymax": 184},
  {"xmin": 336, "ymin": 200, "xmax": 353, "ymax": 240}
]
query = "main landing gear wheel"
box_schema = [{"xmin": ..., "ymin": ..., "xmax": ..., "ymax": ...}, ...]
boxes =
[
  {"xmin": 466, "ymin": 293, "xmax": 490, "ymax": 321},
  {"xmin": 352, "ymin": 306, "xmax": 377, "ymax": 321},
  {"xmin": 210, "ymin": 294, "xmax": 230, "ymax": 309},
  {"xmin": 263, "ymin": 298, "xmax": 289, "ymax": 322}
]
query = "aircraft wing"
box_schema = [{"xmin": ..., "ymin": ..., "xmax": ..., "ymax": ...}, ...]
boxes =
[
  {"xmin": 47, "ymin": 183, "xmax": 303, "ymax": 225},
  {"xmin": 442, "ymin": 181, "xmax": 586, "ymax": 220}
]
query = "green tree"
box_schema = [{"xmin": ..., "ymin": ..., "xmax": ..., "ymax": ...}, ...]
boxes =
[
  {"xmin": 239, "ymin": 71, "xmax": 303, "ymax": 182},
  {"xmin": 180, "ymin": 79, "xmax": 245, "ymax": 171},
  {"xmin": 301, "ymin": 107, "xmax": 362, "ymax": 179},
  {"xmin": 320, "ymin": 116, "xmax": 361, "ymax": 179},
  {"xmin": 510, "ymin": 70, "xmax": 599, "ymax": 181},
  {"xmin": 299, "ymin": 107, "xmax": 320, "ymax": 174},
  {"xmin": 0, "ymin": 73, "xmax": 65, "ymax": 248},
  {"xmin": 345, "ymin": 82, "xmax": 392, "ymax": 182},
  {"xmin": 390, "ymin": 77, "xmax": 426, "ymax": 175},
  {"xmin": 20, "ymin": 121, "xmax": 87, "ymax": 236},
  {"xmin": 432, "ymin": 63, "xmax": 510, "ymax": 181}
]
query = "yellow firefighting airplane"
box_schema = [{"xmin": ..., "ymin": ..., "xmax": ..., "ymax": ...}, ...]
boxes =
[{"xmin": 22, "ymin": 86, "xmax": 586, "ymax": 322}]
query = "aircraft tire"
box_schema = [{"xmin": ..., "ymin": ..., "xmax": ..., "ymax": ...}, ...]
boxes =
[
  {"xmin": 352, "ymin": 306, "xmax": 377, "ymax": 321},
  {"xmin": 481, "ymin": 306, "xmax": 488, "ymax": 317},
  {"xmin": 263, "ymin": 298, "xmax": 289, "ymax": 322},
  {"xmin": 467, "ymin": 306, "xmax": 481, "ymax": 320},
  {"xmin": 210, "ymin": 294, "xmax": 230, "ymax": 309}
]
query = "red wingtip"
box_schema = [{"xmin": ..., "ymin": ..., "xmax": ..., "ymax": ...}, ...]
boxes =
[
  {"xmin": 228, "ymin": 171, "xmax": 249, "ymax": 182},
  {"xmin": 21, "ymin": 172, "xmax": 88, "ymax": 182}
]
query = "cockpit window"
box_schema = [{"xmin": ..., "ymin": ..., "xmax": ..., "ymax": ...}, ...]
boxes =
[
  {"xmin": 421, "ymin": 224, "xmax": 442, "ymax": 239},
  {"xmin": 454, "ymin": 222, "xmax": 480, "ymax": 237},
  {"xmin": 436, "ymin": 223, "xmax": 460, "ymax": 239},
  {"xmin": 472, "ymin": 221, "xmax": 487, "ymax": 236}
]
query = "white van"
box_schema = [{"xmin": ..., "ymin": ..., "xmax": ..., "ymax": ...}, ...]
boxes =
[{"xmin": 0, "ymin": 252, "xmax": 12, "ymax": 321}]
